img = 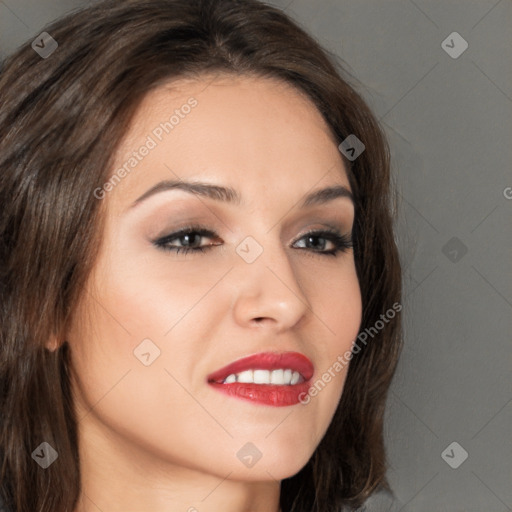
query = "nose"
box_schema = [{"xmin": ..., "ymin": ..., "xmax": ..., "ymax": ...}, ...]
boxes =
[{"xmin": 231, "ymin": 238, "xmax": 311, "ymax": 332}]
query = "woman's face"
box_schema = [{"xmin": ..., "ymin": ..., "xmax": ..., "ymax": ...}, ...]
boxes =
[{"xmin": 66, "ymin": 74, "xmax": 362, "ymax": 483}]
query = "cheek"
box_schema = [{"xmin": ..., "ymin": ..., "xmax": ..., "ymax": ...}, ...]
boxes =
[
  {"xmin": 329, "ymin": 274, "xmax": 362, "ymax": 347},
  {"xmin": 299, "ymin": 260, "xmax": 362, "ymax": 404},
  {"xmin": 67, "ymin": 279, "xmax": 209, "ymax": 449},
  {"xmin": 93, "ymin": 253, "xmax": 213, "ymax": 336},
  {"xmin": 303, "ymin": 257, "xmax": 362, "ymax": 349},
  {"xmin": 68, "ymin": 245, "xmax": 232, "ymax": 402},
  {"xmin": 291, "ymin": 276, "xmax": 360, "ymax": 454},
  {"xmin": 99, "ymin": 218, "xmax": 234, "ymax": 338}
]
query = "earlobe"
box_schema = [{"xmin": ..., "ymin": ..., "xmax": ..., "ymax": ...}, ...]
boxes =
[
  {"xmin": 45, "ymin": 336, "xmax": 60, "ymax": 352},
  {"xmin": 46, "ymin": 317, "xmax": 75, "ymax": 352},
  {"xmin": 45, "ymin": 333, "xmax": 65, "ymax": 352}
]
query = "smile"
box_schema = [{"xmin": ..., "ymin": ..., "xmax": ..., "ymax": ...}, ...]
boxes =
[
  {"xmin": 207, "ymin": 351, "xmax": 314, "ymax": 407},
  {"xmin": 220, "ymin": 368, "xmax": 305, "ymax": 385}
]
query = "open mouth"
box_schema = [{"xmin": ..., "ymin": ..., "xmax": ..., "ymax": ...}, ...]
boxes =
[
  {"xmin": 207, "ymin": 351, "xmax": 314, "ymax": 407},
  {"xmin": 212, "ymin": 368, "xmax": 306, "ymax": 385}
]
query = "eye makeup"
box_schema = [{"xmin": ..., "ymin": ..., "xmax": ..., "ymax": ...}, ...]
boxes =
[{"xmin": 152, "ymin": 222, "xmax": 353, "ymax": 258}]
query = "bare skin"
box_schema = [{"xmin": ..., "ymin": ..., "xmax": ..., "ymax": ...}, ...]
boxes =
[{"xmin": 59, "ymin": 74, "xmax": 362, "ymax": 512}]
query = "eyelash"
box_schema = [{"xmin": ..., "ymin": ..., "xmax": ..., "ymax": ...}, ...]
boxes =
[{"xmin": 153, "ymin": 224, "xmax": 353, "ymax": 258}]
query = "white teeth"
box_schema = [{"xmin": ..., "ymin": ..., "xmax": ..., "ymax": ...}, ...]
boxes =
[
  {"xmin": 253, "ymin": 369, "xmax": 270, "ymax": 384},
  {"xmin": 270, "ymin": 369, "xmax": 284, "ymax": 384},
  {"xmin": 237, "ymin": 370, "xmax": 253, "ymax": 383},
  {"xmin": 221, "ymin": 368, "xmax": 304, "ymax": 385}
]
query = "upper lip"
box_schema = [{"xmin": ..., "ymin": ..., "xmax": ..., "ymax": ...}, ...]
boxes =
[{"xmin": 207, "ymin": 351, "xmax": 314, "ymax": 383}]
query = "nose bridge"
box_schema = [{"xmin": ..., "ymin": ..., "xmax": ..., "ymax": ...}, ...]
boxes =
[{"xmin": 231, "ymin": 229, "xmax": 310, "ymax": 328}]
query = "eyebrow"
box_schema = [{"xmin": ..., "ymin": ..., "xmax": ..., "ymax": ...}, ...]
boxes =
[{"xmin": 129, "ymin": 179, "xmax": 354, "ymax": 210}]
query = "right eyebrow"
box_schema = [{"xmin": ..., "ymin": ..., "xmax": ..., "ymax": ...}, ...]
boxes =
[{"xmin": 129, "ymin": 180, "xmax": 242, "ymax": 209}]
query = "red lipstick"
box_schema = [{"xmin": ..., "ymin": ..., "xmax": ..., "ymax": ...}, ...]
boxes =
[{"xmin": 207, "ymin": 351, "xmax": 314, "ymax": 407}]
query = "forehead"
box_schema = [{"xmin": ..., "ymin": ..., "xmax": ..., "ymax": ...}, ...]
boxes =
[{"xmin": 107, "ymin": 73, "xmax": 350, "ymax": 211}]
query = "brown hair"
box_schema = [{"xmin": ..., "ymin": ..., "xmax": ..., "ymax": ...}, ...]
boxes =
[{"xmin": 0, "ymin": 0, "xmax": 402, "ymax": 510}]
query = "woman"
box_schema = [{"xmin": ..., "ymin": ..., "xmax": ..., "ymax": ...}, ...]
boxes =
[{"xmin": 0, "ymin": 0, "xmax": 402, "ymax": 511}]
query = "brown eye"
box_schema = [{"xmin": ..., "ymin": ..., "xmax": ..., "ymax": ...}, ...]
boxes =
[{"xmin": 153, "ymin": 226, "xmax": 221, "ymax": 255}]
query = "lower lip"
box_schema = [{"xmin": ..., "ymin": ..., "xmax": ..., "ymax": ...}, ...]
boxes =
[{"xmin": 208, "ymin": 381, "xmax": 311, "ymax": 406}]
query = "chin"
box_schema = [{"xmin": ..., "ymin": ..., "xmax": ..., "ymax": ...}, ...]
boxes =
[{"xmin": 242, "ymin": 444, "xmax": 314, "ymax": 481}]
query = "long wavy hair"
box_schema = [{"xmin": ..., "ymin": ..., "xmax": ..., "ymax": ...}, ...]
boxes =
[{"xmin": 0, "ymin": 1, "xmax": 402, "ymax": 510}]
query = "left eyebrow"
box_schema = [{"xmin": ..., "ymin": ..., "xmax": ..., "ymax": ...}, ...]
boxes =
[
  {"xmin": 300, "ymin": 184, "xmax": 354, "ymax": 208},
  {"xmin": 128, "ymin": 179, "xmax": 354, "ymax": 210}
]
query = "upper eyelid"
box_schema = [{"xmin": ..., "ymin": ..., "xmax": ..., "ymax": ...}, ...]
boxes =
[{"xmin": 156, "ymin": 225, "xmax": 350, "ymax": 245}]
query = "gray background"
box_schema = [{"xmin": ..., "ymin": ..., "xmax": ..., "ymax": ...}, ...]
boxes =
[{"xmin": 1, "ymin": 1, "xmax": 511, "ymax": 510}]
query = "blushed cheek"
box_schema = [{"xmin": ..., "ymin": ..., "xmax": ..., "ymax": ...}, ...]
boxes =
[{"xmin": 322, "ymin": 272, "xmax": 362, "ymax": 350}]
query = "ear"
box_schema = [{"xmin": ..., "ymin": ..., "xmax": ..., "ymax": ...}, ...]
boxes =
[
  {"xmin": 45, "ymin": 314, "xmax": 75, "ymax": 352},
  {"xmin": 45, "ymin": 334, "xmax": 61, "ymax": 352},
  {"xmin": 45, "ymin": 325, "xmax": 69, "ymax": 352}
]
